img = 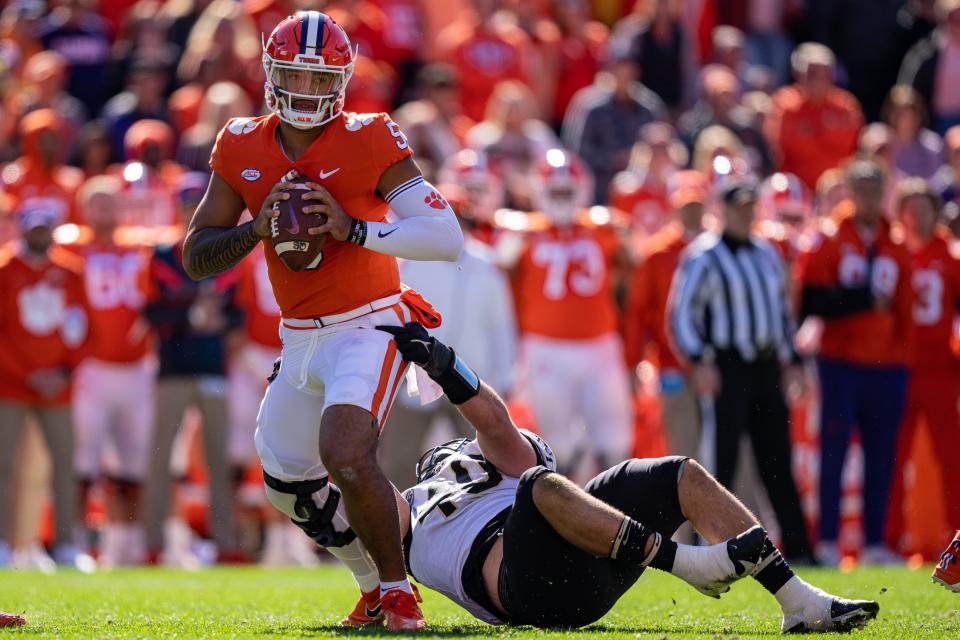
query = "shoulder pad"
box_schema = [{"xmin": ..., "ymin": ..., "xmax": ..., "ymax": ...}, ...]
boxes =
[
  {"xmin": 224, "ymin": 117, "xmax": 263, "ymax": 137},
  {"xmin": 343, "ymin": 112, "xmax": 386, "ymax": 132}
]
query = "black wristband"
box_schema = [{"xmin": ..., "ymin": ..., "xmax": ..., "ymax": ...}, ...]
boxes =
[
  {"xmin": 347, "ymin": 218, "xmax": 367, "ymax": 246},
  {"xmin": 426, "ymin": 346, "xmax": 481, "ymax": 405}
]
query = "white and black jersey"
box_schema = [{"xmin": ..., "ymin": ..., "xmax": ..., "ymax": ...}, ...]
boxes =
[{"xmin": 403, "ymin": 430, "xmax": 556, "ymax": 624}]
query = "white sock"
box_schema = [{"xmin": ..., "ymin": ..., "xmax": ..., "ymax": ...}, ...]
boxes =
[
  {"xmin": 774, "ymin": 575, "xmax": 822, "ymax": 613},
  {"xmin": 670, "ymin": 541, "xmax": 735, "ymax": 586},
  {"xmin": 380, "ymin": 579, "xmax": 412, "ymax": 595},
  {"xmin": 326, "ymin": 538, "xmax": 380, "ymax": 593}
]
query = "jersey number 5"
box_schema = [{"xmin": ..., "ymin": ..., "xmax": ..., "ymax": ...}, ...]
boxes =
[{"xmin": 386, "ymin": 120, "xmax": 408, "ymax": 150}]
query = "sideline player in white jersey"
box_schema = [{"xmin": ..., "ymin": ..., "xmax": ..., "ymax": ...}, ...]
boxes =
[{"xmin": 299, "ymin": 322, "xmax": 879, "ymax": 632}]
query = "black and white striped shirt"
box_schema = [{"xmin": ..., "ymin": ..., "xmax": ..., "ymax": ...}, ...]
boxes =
[{"xmin": 668, "ymin": 232, "xmax": 799, "ymax": 364}]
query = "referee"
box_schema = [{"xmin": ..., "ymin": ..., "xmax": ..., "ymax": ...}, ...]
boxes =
[{"xmin": 667, "ymin": 180, "xmax": 812, "ymax": 560}]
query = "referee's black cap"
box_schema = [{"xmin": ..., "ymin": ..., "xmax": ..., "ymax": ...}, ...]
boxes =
[{"xmin": 721, "ymin": 180, "xmax": 759, "ymax": 206}]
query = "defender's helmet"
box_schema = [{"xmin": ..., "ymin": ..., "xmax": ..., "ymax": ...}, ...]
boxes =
[
  {"xmin": 262, "ymin": 11, "xmax": 356, "ymax": 129},
  {"xmin": 415, "ymin": 438, "xmax": 471, "ymax": 484}
]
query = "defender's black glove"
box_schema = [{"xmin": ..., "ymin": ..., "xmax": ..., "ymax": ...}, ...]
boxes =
[
  {"xmin": 376, "ymin": 322, "xmax": 450, "ymax": 375},
  {"xmin": 376, "ymin": 322, "xmax": 480, "ymax": 404}
]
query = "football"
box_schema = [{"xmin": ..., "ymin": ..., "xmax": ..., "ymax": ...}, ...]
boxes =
[{"xmin": 269, "ymin": 172, "xmax": 328, "ymax": 272}]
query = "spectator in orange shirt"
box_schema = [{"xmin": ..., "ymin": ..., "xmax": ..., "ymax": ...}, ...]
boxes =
[
  {"xmin": 796, "ymin": 161, "xmax": 913, "ymax": 566},
  {"xmin": 623, "ymin": 170, "xmax": 707, "ymax": 459},
  {"xmin": 0, "ymin": 204, "xmax": 94, "ymax": 572},
  {"xmin": 537, "ymin": 0, "xmax": 608, "ymax": 128},
  {"xmin": 435, "ymin": 0, "xmax": 535, "ymax": 122},
  {"xmin": 1, "ymin": 108, "xmax": 83, "ymax": 225},
  {"xmin": 765, "ymin": 43, "xmax": 864, "ymax": 190}
]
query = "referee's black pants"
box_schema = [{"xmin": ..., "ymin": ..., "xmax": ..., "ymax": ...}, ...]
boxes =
[{"xmin": 713, "ymin": 353, "xmax": 811, "ymax": 557}]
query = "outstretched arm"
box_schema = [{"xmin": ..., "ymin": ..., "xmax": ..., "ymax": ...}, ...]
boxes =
[{"xmin": 378, "ymin": 323, "xmax": 536, "ymax": 476}]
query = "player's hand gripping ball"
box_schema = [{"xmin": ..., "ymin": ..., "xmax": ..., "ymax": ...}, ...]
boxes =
[{"xmin": 266, "ymin": 170, "xmax": 329, "ymax": 272}]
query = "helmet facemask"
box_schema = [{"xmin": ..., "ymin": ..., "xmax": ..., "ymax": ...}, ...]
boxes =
[{"xmin": 262, "ymin": 45, "xmax": 356, "ymax": 129}]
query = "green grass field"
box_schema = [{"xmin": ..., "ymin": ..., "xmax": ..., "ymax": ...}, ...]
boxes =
[{"xmin": 0, "ymin": 564, "xmax": 957, "ymax": 638}]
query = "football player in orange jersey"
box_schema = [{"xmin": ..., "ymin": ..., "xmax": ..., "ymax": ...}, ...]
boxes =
[
  {"xmin": 0, "ymin": 204, "xmax": 94, "ymax": 572},
  {"xmin": 69, "ymin": 176, "xmax": 155, "ymax": 567},
  {"xmin": 112, "ymin": 120, "xmax": 182, "ymax": 229},
  {"xmin": 756, "ymin": 172, "xmax": 814, "ymax": 263},
  {"xmin": 886, "ymin": 179, "xmax": 960, "ymax": 555},
  {"xmin": 181, "ymin": 11, "xmax": 462, "ymax": 630},
  {"xmin": 796, "ymin": 161, "xmax": 913, "ymax": 566},
  {"xmin": 499, "ymin": 148, "xmax": 633, "ymax": 482},
  {"xmin": 437, "ymin": 148, "xmax": 506, "ymax": 246},
  {"xmin": 624, "ymin": 171, "xmax": 709, "ymax": 461}
]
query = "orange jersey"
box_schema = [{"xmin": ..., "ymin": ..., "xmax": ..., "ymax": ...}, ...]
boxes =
[
  {"xmin": 624, "ymin": 223, "xmax": 690, "ymax": 370},
  {"xmin": 511, "ymin": 211, "xmax": 621, "ymax": 340},
  {"xmin": 236, "ymin": 245, "xmax": 283, "ymax": 349},
  {"xmin": 210, "ymin": 112, "xmax": 412, "ymax": 319},
  {"xmin": 67, "ymin": 240, "xmax": 152, "ymax": 363},
  {"xmin": 765, "ymin": 85, "xmax": 863, "ymax": 189},
  {"xmin": 1, "ymin": 160, "xmax": 82, "ymax": 225},
  {"xmin": 0, "ymin": 247, "xmax": 89, "ymax": 404},
  {"xmin": 795, "ymin": 202, "xmax": 913, "ymax": 367},
  {"xmin": 607, "ymin": 172, "xmax": 671, "ymax": 235},
  {"xmin": 907, "ymin": 228, "xmax": 960, "ymax": 372},
  {"xmin": 436, "ymin": 19, "xmax": 532, "ymax": 122}
]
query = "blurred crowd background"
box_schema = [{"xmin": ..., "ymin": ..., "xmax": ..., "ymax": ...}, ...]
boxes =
[{"xmin": 2, "ymin": 0, "xmax": 960, "ymax": 573}]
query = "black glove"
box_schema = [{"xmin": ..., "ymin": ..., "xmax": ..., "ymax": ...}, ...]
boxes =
[
  {"xmin": 376, "ymin": 322, "xmax": 479, "ymax": 404},
  {"xmin": 376, "ymin": 322, "xmax": 453, "ymax": 377}
]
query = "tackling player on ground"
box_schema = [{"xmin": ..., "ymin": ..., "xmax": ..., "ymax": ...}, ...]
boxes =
[
  {"xmin": 181, "ymin": 10, "xmax": 462, "ymax": 630},
  {"xmin": 323, "ymin": 322, "xmax": 880, "ymax": 632}
]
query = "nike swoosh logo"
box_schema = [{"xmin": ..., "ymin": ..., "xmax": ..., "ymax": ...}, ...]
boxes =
[
  {"xmin": 318, "ymin": 168, "xmax": 340, "ymax": 179},
  {"xmin": 378, "ymin": 227, "xmax": 399, "ymax": 238}
]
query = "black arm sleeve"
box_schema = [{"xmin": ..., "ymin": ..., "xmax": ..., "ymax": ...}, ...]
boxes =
[{"xmin": 800, "ymin": 285, "xmax": 874, "ymax": 319}]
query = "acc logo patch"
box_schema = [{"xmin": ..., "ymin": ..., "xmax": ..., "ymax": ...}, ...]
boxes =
[
  {"xmin": 241, "ymin": 168, "xmax": 261, "ymax": 182},
  {"xmin": 228, "ymin": 118, "xmax": 258, "ymax": 135}
]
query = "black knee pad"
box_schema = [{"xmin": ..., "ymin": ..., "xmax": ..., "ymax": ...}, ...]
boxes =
[{"xmin": 262, "ymin": 470, "xmax": 357, "ymax": 548}]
